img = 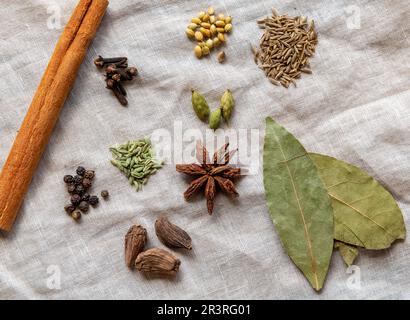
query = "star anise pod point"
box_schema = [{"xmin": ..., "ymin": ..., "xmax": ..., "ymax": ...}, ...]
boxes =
[{"xmin": 176, "ymin": 141, "xmax": 241, "ymax": 215}]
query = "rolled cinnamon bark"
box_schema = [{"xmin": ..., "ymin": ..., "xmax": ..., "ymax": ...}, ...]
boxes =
[{"xmin": 0, "ymin": 0, "xmax": 109, "ymax": 232}]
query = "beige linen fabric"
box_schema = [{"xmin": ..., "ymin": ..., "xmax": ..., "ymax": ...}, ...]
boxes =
[{"xmin": 0, "ymin": 0, "xmax": 409, "ymax": 299}]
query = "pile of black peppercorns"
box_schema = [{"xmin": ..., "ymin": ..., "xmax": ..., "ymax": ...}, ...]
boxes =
[{"xmin": 63, "ymin": 166, "xmax": 109, "ymax": 221}]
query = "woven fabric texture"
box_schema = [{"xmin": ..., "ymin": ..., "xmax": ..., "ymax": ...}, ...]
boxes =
[{"xmin": 0, "ymin": 0, "xmax": 409, "ymax": 299}]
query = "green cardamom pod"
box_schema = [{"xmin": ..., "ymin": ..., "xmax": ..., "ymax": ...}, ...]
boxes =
[
  {"xmin": 220, "ymin": 89, "xmax": 235, "ymax": 123},
  {"xmin": 209, "ymin": 108, "xmax": 222, "ymax": 130},
  {"xmin": 191, "ymin": 90, "xmax": 210, "ymax": 122}
]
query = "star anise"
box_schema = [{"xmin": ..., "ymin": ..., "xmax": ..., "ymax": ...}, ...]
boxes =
[{"xmin": 176, "ymin": 141, "xmax": 241, "ymax": 215}]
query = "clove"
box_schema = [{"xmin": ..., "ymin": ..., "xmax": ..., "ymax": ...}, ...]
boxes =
[
  {"xmin": 117, "ymin": 82, "xmax": 127, "ymax": 96},
  {"xmin": 126, "ymin": 67, "xmax": 138, "ymax": 77},
  {"xmin": 96, "ymin": 55, "xmax": 138, "ymax": 106},
  {"xmin": 94, "ymin": 55, "xmax": 128, "ymax": 68},
  {"xmin": 105, "ymin": 78, "xmax": 116, "ymax": 90},
  {"xmin": 106, "ymin": 79, "xmax": 128, "ymax": 106},
  {"xmin": 106, "ymin": 65, "xmax": 135, "ymax": 81},
  {"xmin": 112, "ymin": 87, "xmax": 128, "ymax": 106}
]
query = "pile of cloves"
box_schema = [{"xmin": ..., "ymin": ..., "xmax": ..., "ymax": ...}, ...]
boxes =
[
  {"xmin": 94, "ymin": 56, "xmax": 138, "ymax": 106},
  {"xmin": 63, "ymin": 166, "xmax": 108, "ymax": 221}
]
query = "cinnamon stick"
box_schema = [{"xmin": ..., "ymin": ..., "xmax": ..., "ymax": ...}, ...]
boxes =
[{"xmin": 0, "ymin": 0, "xmax": 109, "ymax": 232}]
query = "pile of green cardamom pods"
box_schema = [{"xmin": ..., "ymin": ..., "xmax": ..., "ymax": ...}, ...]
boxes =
[
  {"xmin": 110, "ymin": 138, "xmax": 164, "ymax": 191},
  {"xmin": 191, "ymin": 89, "xmax": 235, "ymax": 129}
]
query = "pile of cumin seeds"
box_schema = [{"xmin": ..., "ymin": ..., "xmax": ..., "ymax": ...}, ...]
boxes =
[{"xmin": 252, "ymin": 8, "xmax": 318, "ymax": 88}]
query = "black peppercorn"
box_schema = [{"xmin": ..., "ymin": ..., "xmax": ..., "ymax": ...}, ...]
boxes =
[
  {"xmin": 67, "ymin": 184, "xmax": 76, "ymax": 194},
  {"xmin": 64, "ymin": 204, "xmax": 76, "ymax": 214},
  {"xmin": 84, "ymin": 170, "xmax": 95, "ymax": 180},
  {"xmin": 76, "ymin": 166, "xmax": 86, "ymax": 176},
  {"xmin": 71, "ymin": 210, "xmax": 82, "ymax": 221},
  {"xmin": 71, "ymin": 194, "xmax": 81, "ymax": 205},
  {"xmin": 81, "ymin": 193, "xmax": 90, "ymax": 202},
  {"xmin": 73, "ymin": 175, "xmax": 83, "ymax": 185},
  {"xmin": 101, "ymin": 190, "xmax": 109, "ymax": 199},
  {"xmin": 82, "ymin": 178, "xmax": 92, "ymax": 190},
  {"xmin": 62, "ymin": 166, "xmax": 102, "ymax": 222},
  {"xmin": 89, "ymin": 195, "xmax": 99, "ymax": 206},
  {"xmin": 78, "ymin": 201, "xmax": 89, "ymax": 213},
  {"xmin": 63, "ymin": 175, "xmax": 74, "ymax": 184},
  {"xmin": 75, "ymin": 184, "xmax": 85, "ymax": 195}
]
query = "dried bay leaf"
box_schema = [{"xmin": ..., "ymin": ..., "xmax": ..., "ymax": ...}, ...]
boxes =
[
  {"xmin": 263, "ymin": 117, "xmax": 334, "ymax": 291},
  {"xmin": 334, "ymin": 241, "xmax": 359, "ymax": 266},
  {"xmin": 310, "ymin": 153, "xmax": 406, "ymax": 249}
]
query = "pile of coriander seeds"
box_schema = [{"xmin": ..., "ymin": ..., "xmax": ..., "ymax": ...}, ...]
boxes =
[{"xmin": 185, "ymin": 6, "xmax": 233, "ymax": 60}]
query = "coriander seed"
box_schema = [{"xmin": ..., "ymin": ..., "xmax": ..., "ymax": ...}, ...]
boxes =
[
  {"xmin": 200, "ymin": 27, "xmax": 211, "ymax": 38},
  {"xmin": 191, "ymin": 18, "xmax": 201, "ymax": 24},
  {"xmin": 194, "ymin": 45, "xmax": 202, "ymax": 58},
  {"xmin": 217, "ymin": 13, "xmax": 225, "ymax": 20},
  {"xmin": 195, "ymin": 31, "xmax": 203, "ymax": 41},
  {"xmin": 188, "ymin": 23, "xmax": 198, "ymax": 30},
  {"xmin": 210, "ymin": 24, "xmax": 217, "ymax": 36},
  {"xmin": 186, "ymin": 28, "xmax": 195, "ymax": 39},
  {"xmin": 202, "ymin": 45, "xmax": 210, "ymax": 56}
]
